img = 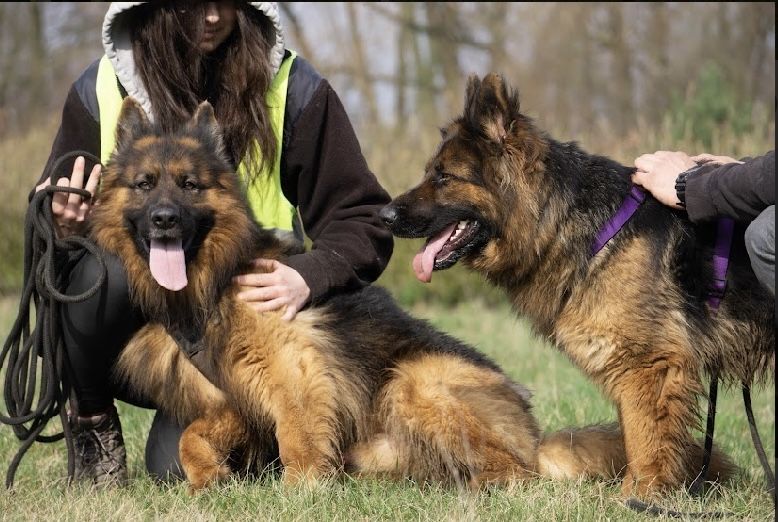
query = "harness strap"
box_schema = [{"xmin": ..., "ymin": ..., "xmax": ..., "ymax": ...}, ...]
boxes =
[
  {"xmin": 707, "ymin": 217, "xmax": 735, "ymax": 312},
  {"xmin": 591, "ymin": 185, "xmax": 646, "ymax": 256},
  {"xmin": 689, "ymin": 218, "xmax": 734, "ymax": 495}
]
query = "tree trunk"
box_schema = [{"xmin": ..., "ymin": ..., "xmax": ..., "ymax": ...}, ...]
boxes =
[
  {"xmin": 346, "ymin": 3, "xmax": 380, "ymax": 125},
  {"xmin": 424, "ymin": 3, "xmax": 462, "ymax": 115},
  {"xmin": 605, "ymin": 4, "xmax": 633, "ymax": 134}
]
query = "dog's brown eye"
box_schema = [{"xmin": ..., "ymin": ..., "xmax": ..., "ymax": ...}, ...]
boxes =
[
  {"xmin": 183, "ymin": 180, "xmax": 199, "ymax": 191},
  {"xmin": 136, "ymin": 180, "xmax": 152, "ymax": 191},
  {"xmin": 434, "ymin": 172, "xmax": 450, "ymax": 185}
]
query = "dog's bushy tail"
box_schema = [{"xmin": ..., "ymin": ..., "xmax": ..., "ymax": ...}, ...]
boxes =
[
  {"xmin": 537, "ymin": 423, "xmax": 626, "ymax": 480},
  {"xmin": 537, "ymin": 422, "xmax": 737, "ymax": 483}
]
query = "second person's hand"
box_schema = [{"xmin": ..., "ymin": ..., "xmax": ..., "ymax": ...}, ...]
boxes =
[
  {"xmin": 35, "ymin": 156, "xmax": 101, "ymax": 238},
  {"xmin": 233, "ymin": 258, "xmax": 311, "ymax": 321}
]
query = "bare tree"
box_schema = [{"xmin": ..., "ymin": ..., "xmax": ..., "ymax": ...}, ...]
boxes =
[
  {"xmin": 394, "ymin": 3, "xmax": 412, "ymax": 123},
  {"xmin": 423, "ymin": 3, "xmax": 463, "ymax": 114},
  {"xmin": 485, "ymin": 3, "xmax": 509, "ymax": 75},
  {"xmin": 279, "ymin": 3, "xmax": 316, "ymax": 63},
  {"xmin": 345, "ymin": 3, "xmax": 380, "ymax": 124},
  {"xmin": 595, "ymin": 4, "xmax": 634, "ymax": 134},
  {"xmin": 644, "ymin": 2, "xmax": 670, "ymax": 125}
]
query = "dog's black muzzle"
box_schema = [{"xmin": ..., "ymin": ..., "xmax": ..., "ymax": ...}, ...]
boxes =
[{"xmin": 147, "ymin": 204, "xmax": 183, "ymax": 241}]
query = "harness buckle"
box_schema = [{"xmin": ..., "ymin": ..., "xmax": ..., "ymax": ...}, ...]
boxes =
[{"xmin": 708, "ymin": 278, "xmax": 728, "ymax": 300}]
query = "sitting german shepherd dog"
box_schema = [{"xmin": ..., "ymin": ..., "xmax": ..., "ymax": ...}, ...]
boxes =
[
  {"xmin": 87, "ymin": 97, "xmax": 670, "ymax": 491},
  {"xmin": 380, "ymin": 73, "xmax": 772, "ymax": 497}
]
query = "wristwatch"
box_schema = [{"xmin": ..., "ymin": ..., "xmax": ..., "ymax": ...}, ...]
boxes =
[{"xmin": 675, "ymin": 164, "xmax": 702, "ymax": 208}]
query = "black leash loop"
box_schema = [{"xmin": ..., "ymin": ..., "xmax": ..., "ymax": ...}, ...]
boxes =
[
  {"xmin": 689, "ymin": 368, "xmax": 720, "ymax": 496},
  {"xmin": 0, "ymin": 151, "xmax": 106, "ymax": 489},
  {"xmin": 624, "ymin": 498, "xmax": 728, "ymax": 519},
  {"xmin": 742, "ymin": 385, "xmax": 776, "ymax": 507}
]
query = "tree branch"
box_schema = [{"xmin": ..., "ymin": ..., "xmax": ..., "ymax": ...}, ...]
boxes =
[{"xmin": 364, "ymin": 3, "xmax": 491, "ymax": 51}]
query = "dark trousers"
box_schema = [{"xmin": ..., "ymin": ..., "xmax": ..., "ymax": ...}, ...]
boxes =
[{"xmin": 62, "ymin": 251, "xmax": 184, "ymax": 479}]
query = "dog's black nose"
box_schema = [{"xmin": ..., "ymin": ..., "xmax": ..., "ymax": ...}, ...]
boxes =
[
  {"xmin": 379, "ymin": 205, "xmax": 398, "ymax": 226},
  {"xmin": 151, "ymin": 206, "xmax": 180, "ymax": 230}
]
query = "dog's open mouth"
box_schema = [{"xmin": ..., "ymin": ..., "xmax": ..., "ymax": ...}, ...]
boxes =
[
  {"xmin": 413, "ymin": 220, "xmax": 481, "ymax": 283},
  {"xmin": 148, "ymin": 237, "xmax": 188, "ymax": 291}
]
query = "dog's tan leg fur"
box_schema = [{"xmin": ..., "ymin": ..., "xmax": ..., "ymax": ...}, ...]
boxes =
[
  {"xmin": 345, "ymin": 434, "xmax": 406, "ymax": 479},
  {"xmin": 221, "ymin": 308, "xmax": 358, "ymax": 486},
  {"xmin": 372, "ymin": 354, "xmax": 540, "ymax": 486},
  {"xmin": 615, "ymin": 360, "xmax": 702, "ymax": 497},
  {"xmin": 179, "ymin": 406, "xmax": 248, "ymax": 491}
]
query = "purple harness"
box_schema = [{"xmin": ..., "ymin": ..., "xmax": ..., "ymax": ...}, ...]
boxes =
[{"xmin": 591, "ymin": 184, "xmax": 734, "ymax": 312}]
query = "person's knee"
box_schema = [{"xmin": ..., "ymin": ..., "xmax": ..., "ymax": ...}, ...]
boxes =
[
  {"xmin": 75, "ymin": 252, "xmax": 131, "ymax": 307},
  {"xmin": 61, "ymin": 251, "xmax": 143, "ymax": 360},
  {"xmin": 744, "ymin": 206, "xmax": 775, "ymax": 295},
  {"xmin": 145, "ymin": 410, "xmax": 185, "ymax": 482},
  {"xmin": 63, "ymin": 252, "xmax": 136, "ymax": 327},
  {"xmin": 745, "ymin": 207, "xmax": 775, "ymax": 261}
]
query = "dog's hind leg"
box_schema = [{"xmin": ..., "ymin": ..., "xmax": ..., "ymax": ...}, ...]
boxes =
[
  {"xmin": 179, "ymin": 405, "xmax": 248, "ymax": 492},
  {"xmin": 615, "ymin": 359, "xmax": 703, "ymax": 497},
  {"xmin": 378, "ymin": 354, "xmax": 541, "ymax": 487}
]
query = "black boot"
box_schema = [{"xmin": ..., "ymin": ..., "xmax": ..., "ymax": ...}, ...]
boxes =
[{"xmin": 71, "ymin": 405, "xmax": 128, "ymax": 486}]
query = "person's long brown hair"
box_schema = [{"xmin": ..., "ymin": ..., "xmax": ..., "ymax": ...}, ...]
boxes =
[{"xmin": 129, "ymin": 1, "xmax": 277, "ymax": 183}]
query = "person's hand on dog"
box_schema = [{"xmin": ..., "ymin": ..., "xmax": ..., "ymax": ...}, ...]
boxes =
[
  {"xmin": 234, "ymin": 259, "xmax": 311, "ymax": 321},
  {"xmin": 35, "ymin": 156, "xmax": 101, "ymax": 238},
  {"xmin": 632, "ymin": 150, "xmax": 698, "ymax": 209},
  {"xmin": 632, "ymin": 150, "xmax": 744, "ymax": 210},
  {"xmin": 689, "ymin": 153, "xmax": 742, "ymax": 166}
]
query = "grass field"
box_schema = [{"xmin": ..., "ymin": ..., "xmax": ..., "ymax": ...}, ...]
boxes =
[{"xmin": 0, "ymin": 294, "xmax": 774, "ymax": 521}]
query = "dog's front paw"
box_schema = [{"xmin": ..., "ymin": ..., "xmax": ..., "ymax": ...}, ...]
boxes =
[
  {"xmin": 620, "ymin": 469, "xmax": 667, "ymax": 500},
  {"xmin": 185, "ymin": 462, "xmax": 231, "ymax": 494}
]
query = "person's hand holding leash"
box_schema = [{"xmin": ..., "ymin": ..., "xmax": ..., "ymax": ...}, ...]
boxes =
[
  {"xmin": 234, "ymin": 258, "xmax": 311, "ymax": 321},
  {"xmin": 35, "ymin": 156, "xmax": 101, "ymax": 238}
]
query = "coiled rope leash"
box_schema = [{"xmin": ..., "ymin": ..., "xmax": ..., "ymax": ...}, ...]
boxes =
[{"xmin": 0, "ymin": 151, "xmax": 106, "ymax": 489}]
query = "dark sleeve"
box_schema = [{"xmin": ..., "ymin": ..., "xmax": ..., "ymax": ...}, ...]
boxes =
[
  {"xmin": 685, "ymin": 150, "xmax": 775, "ymax": 223},
  {"xmin": 280, "ymin": 80, "xmax": 394, "ymax": 304},
  {"xmin": 32, "ymin": 67, "xmax": 101, "ymax": 198}
]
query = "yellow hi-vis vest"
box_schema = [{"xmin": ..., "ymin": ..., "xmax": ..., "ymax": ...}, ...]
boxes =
[{"xmin": 95, "ymin": 51, "xmax": 297, "ymax": 232}]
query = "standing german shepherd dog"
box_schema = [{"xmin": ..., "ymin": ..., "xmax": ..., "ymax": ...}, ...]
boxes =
[
  {"xmin": 381, "ymin": 73, "xmax": 772, "ymax": 497},
  {"xmin": 86, "ymin": 96, "xmax": 678, "ymax": 491}
]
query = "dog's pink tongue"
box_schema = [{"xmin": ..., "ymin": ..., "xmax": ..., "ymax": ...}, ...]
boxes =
[
  {"xmin": 412, "ymin": 223, "xmax": 456, "ymax": 283},
  {"xmin": 149, "ymin": 239, "xmax": 188, "ymax": 291}
]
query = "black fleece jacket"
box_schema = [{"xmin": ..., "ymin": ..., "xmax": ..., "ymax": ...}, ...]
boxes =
[
  {"xmin": 36, "ymin": 53, "xmax": 394, "ymax": 305},
  {"xmin": 685, "ymin": 150, "xmax": 775, "ymax": 223}
]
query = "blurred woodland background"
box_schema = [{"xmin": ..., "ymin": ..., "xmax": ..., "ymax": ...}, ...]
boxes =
[{"xmin": 0, "ymin": 2, "xmax": 775, "ymax": 303}]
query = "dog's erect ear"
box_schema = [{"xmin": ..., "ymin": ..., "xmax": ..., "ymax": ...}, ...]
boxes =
[
  {"xmin": 116, "ymin": 97, "xmax": 151, "ymax": 149},
  {"xmin": 190, "ymin": 101, "xmax": 226, "ymax": 157},
  {"xmin": 464, "ymin": 73, "xmax": 520, "ymax": 146},
  {"xmin": 191, "ymin": 101, "xmax": 217, "ymax": 131},
  {"xmin": 464, "ymin": 74, "xmax": 481, "ymax": 118}
]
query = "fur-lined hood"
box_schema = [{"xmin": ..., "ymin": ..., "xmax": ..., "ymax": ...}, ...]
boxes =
[{"xmin": 102, "ymin": 2, "xmax": 285, "ymax": 122}]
